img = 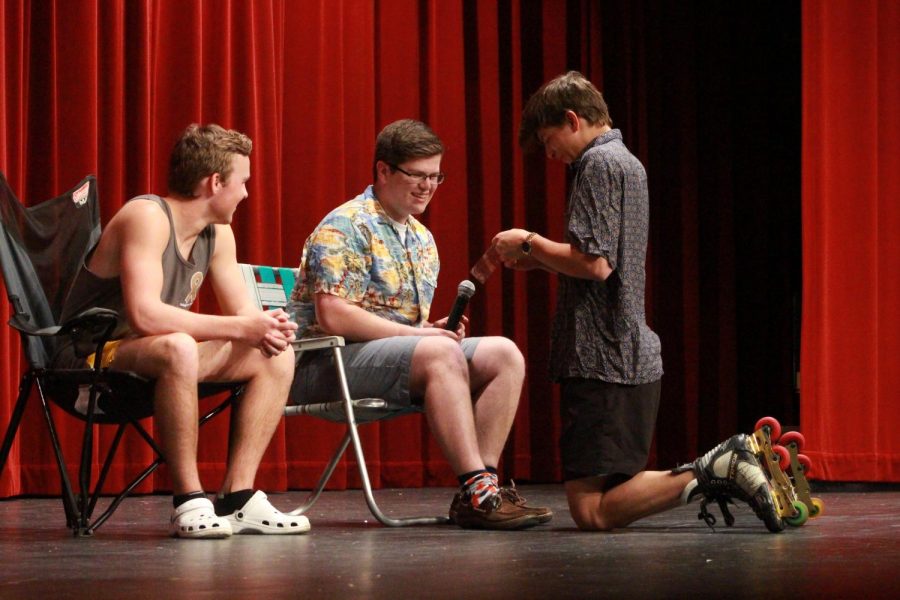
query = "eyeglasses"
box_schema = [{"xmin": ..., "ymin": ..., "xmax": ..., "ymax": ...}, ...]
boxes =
[{"xmin": 389, "ymin": 164, "xmax": 445, "ymax": 185}]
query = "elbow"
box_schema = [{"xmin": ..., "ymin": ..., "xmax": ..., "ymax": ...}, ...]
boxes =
[
  {"xmin": 126, "ymin": 308, "xmax": 165, "ymax": 337},
  {"xmin": 590, "ymin": 263, "xmax": 614, "ymax": 282},
  {"xmin": 315, "ymin": 315, "xmax": 339, "ymax": 336},
  {"xmin": 595, "ymin": 256, "xmax": 615, "ymax": 281},
  {"xmin": 313, "ymin": 296, "xmax": 348, "ymax": 336}
]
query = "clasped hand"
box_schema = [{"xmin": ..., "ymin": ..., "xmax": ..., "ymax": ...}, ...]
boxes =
[{"xmin": 249, "ymin": 309, "xmax": 297, "ymax": 357}]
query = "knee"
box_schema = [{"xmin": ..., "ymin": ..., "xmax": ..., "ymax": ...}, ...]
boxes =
[
  {"xmin": 415, "ymin": 336, "xmax": 468, "ymax": 378},
  {"xmin": 156, "ymin": 332, "xmax": 200, "ymax": 377},
  {"xmin": 565, "ymin": 484, "xmax": 614, "ymax": 531},
  {"xmin": 568, "ymin": 501, "xmax": 614, "ymax": 532},
  {"xmin": 493, "ymin": 337, "xmax": 525, "ymax": 375},
  {"xmin": 478, "ymin": 337, "xmax": 525, "ymax": 380},
  {"xmin": 266, "ymin": 347, "xmax": 296, "ymax": 386}
]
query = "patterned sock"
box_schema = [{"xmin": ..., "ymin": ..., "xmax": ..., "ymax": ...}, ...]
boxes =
[
  {"xmin": 173, "ymin": 491, "xmax": 206, "ymax": 509},
  {"xmin": 459, "ymin": 471, "xmax": 500, "ymax": 509},
  {"xmin": 484, "ymin": 466, "xmax": 500, "ymax": 489},
  {"xmin": 214, "ymin": 488, "xmax": 255, "ymax": 516}
]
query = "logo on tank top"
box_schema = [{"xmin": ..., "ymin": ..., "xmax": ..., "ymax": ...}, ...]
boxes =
[
  {"xmin": 72, "ymin": 181, "xmax": 90, "ymax": 206},
  {"xmin": 180, "ymin": 272, "xmax": 204, "ymax": 308}
]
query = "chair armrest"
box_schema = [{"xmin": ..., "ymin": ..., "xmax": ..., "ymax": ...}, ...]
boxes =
[
  {"xmin": 8, "ymin": 307, "xmax": 120, "ymax": 339},
  {"xmin": 292, "ymin": 335, "xmax": 345, "ymax": 352},
  {"xmin": 58, "ymin": 307, "xmax": 121, "ymax": 341},
  {"xmin": 8, "ymin": 313, "xmax": 62, "ymax": 336}
]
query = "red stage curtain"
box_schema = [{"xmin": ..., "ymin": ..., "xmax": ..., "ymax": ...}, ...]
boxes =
[
  {"xmin": 2, "ymin": 0, "xmax": 812, "ymax": 498},
  {"xmin": 801, "ymin": 0, "xmax": 900, "ymax": 481},
  {"xmin": 0, "ymin": 0, "xmax": 598, "ymax": 497}
]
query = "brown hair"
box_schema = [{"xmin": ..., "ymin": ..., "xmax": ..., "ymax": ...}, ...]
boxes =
[
  {"xmin": 518, "ymin": 71, "xmax": 612, "ymax": 151},
  {"xmin": 167, "ymin": 123, "xmax": 252, "ymax": 197},
  {"xmin": 373, "ymin": 119, "xmax": 444, "ymax": 181}
]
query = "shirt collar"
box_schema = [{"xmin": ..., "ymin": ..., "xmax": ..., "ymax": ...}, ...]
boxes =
[
  {"xmin": 363, "ymin": 185, "xmax": 423, "ymax": 235},
  {"xmin": 571, "ymin": 128, "xmax": 623, "ymax": 170}
]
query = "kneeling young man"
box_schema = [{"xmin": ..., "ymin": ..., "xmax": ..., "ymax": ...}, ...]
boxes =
[
  {"xmin": 287, "ymin": 119, "xmax": 551, "ymax": 530},
  {"xmin": 54, "ymin": 124, "xmax": 307, "ymax": 538},
  {"xmin": 492, "ymin": 72, "xmax": 784, "ymax": 533}
]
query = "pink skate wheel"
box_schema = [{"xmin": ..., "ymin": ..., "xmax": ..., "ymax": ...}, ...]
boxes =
[
  {"xmin": 755, "ymin": 416, "xmax": 782, "ymax": 441},
  {"xmin": 797, "ymin": 453, "xmax": 812, "ymax": 476},
  {"xmin": 779, "ymin": 431, "xmax": 805, "ymax": 451},
  {"xmin": 773, "ymin": 444, "xmax": 791, "ymax": 471}
]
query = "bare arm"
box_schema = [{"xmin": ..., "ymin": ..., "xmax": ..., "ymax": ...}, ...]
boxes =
[
  {"xmin": 492, "ymin": 228, "xmax": 613, "ymax": 281},
  {"xmin": 116, "ymin": 202, "xmax": 294, "ymax": 352},
  {"xmin": 314, "ymin": 293, "xmax": 460, "ymax": 342},
  {"xmin": 206, "ymin": 225, "xmax": 297, "ymax": 354}
]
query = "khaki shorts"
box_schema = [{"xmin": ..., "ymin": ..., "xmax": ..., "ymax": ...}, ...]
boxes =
[{"xmin": 290, "ymin": 336, "xmax": 482, "ymax": 408}]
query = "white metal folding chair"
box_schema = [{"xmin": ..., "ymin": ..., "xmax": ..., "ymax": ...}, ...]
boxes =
[{"xmin": 239, "ymin": 264, "xmax": 448, "ymax": 526}]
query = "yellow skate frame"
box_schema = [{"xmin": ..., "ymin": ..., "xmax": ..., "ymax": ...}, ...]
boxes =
[{"xmin": 749, "ymin": 426, "xmax": 803, "ymax": 522}]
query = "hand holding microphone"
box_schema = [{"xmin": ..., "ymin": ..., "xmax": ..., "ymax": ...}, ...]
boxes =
[{"xmin": 444, "ymin": 279, "xmax": 476, "ymax": 331}]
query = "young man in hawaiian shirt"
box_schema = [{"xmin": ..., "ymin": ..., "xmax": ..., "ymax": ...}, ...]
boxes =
[{"xmin": 288, "ymin": 119, "xmax": 551, "ymax": 530}]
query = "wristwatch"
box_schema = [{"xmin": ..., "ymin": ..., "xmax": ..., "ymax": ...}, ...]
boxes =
[{"xmin": 521, "ymin": 231, "xmax": 537, "ymax": 255}]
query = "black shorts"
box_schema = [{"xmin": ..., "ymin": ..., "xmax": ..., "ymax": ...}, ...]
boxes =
[{"xmin": 560, "ymin": 377, "xmax": 661, "ymax": 481}]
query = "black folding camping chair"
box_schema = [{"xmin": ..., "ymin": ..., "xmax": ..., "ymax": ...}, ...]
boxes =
[{"xmin": 0, "ymin": 173, "xmax": 241, "ymax": 536}]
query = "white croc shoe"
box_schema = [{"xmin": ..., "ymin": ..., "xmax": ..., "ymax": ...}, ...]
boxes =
[
  {"xmin": 170, "ymin": 498, "xmax": 232, "ymax": 539},
  {"xmin": 226, "ymin": 491, "xmax": 311, "ymax": 535}
]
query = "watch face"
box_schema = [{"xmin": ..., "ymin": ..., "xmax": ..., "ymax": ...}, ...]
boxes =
[{"xmin": 521, "ymin": 241, "xmax": 532, "ymax": 254}]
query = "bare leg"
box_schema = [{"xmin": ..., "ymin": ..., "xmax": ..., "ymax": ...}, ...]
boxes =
[
  {"xmin": 467, "ymin": 337, "xmax": 525, "ymax": 468},
  {"xmin": 111, "ymin": 334, "xmax": 293, "ymax": 496},
  {"xmin": 565, "ymin": 470, "xmax": 694, "ymax": 531},
  {"xmin": 196, "ymin": 340, "xmax": 294, "ymax": 495},
  {"xmin": 112, "ymin": 333, "xmax": 205, "ymax": 495},
  {"xmin": 409, "ymin": 336, "xmax": 484, "ymax": 475}
]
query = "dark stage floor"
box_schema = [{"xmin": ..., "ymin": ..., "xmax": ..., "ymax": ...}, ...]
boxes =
[{"xmin": 0, "ymin": 486, "xmax": 897, "ymax": 599}]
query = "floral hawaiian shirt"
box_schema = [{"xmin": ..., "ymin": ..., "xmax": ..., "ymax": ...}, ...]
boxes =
[{"xmin": 288, "ymin": 186, "xmax": 439, "ymax": 338}]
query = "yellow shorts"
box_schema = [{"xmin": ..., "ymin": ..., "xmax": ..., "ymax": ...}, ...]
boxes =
[{"xmin": 85, "ymin": 339, "xmax": 123, "ymax": 369}]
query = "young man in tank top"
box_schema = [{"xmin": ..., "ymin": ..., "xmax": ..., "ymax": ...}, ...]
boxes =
[{"xmin": 54, "ymin": 124, "xmax": 307, "ymax": 538}]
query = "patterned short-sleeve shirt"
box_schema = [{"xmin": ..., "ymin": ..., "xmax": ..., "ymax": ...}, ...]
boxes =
[
  {"xmin": 550, "ymin": 129, "xmax": 663, "ymax": 384},
  {"xmin": 288, "ymin": 185, "xmax": 439, "ymax": 337}
]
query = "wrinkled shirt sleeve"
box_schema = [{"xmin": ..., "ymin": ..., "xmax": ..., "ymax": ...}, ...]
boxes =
[
  {"xmin": 304, "ymin": 215, "xmax": 372, "ymax": 302},
  {"xmin": 567, "ymin": 154, "xmax": 620, "ymax": 270}
]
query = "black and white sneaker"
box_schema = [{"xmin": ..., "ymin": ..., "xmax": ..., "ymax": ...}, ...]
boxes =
[{"xmin": 681, "ymin": 434, "xmax": 785, "ymax": 533}]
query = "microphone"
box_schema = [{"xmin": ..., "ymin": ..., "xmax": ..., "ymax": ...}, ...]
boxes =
[{"xmin": 444, "ymin": 280, "xmax": 476, "ymax": 331}]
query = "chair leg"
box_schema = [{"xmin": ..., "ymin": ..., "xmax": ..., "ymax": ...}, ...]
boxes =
[
  {"xmin": 34, "ymin": 377, "xmax": 81, "ymax": 532},
  {"xmin": 288, "ymin": 432, "xmax": 353, "ymax": 516},
  {"xmin": 333, "ymin": 347, "xmax": 449, "ymax": 527},
  {"xmin": 86, "ymin": 457, "xmax": 163, "ymax": 535},
  {"xmin": 0, "ymin": 374, "xmax": 35, "ymax": 480},
  {"xmin": 86, "ymin": 423, "xmax": 128, "ymax": 518},
  {"xmin": 344, "ymin": 412, "xmax": 449, "ymax": 527},
  {"xmin": 85, "ymin": 396, "xmax": 232, "ymax": 535},
  {"xmin": 76, "ymin": 381, "xmax": 103, "ymax": 533}
]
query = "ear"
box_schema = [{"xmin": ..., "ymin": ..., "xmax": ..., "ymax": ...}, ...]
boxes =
[
  {"xmin": 192, "ymin": 174, "xmax": 217, "ymax": 198},
  {"xmin": 375, "ymin": 160, "xmax": 391, "ymax": 183},
  {"xmin": 209, "ymin": 172, "xmax": 223, "ymax": 192},
  {"xmin": 565, "ymin": 110, "xmax": 580, "ymax": 132}
]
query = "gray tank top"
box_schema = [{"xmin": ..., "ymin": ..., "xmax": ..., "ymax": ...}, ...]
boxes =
[{"xmin": 56, "ymin": 194, "xmax": 216, "ymax": 360}]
